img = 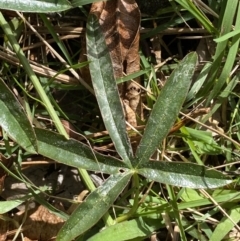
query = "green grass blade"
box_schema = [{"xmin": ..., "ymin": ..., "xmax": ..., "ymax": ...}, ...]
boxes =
[
  {"xmin": 0, "ymin": 0, "xmax": 72, "ymax": 12},
  {"xmin": 214, "ymin": 29, "xmax": 240, "ymax": 43},
  {"xmin": 174, "ymin": 0, "xmax": 217, "ymax": 34},
  {"xmin": 135, "ymin": 52, "xmax": 197, "ymax": 165},
  {"xmin": 138, "ymin": 161, "xmax": 232, "ymax": 189},
  {"xmin": 142, "ymin": 12, "xmax": 194, "ymax": 39},
  {"xmin": 0, "ymin": 12, "xmax": 69, "ymax": 139},
  {"xmin": 87, "ymin": 217, "xmax": 163, "ymax": 241},
  {"xmin": 206, "ymin": 1, "xmax": 240, "ymax": 104},
  {"xmin": 86, "ymin": 14, "xmax": 133, "ymax": 167},
  {"xmin": 198, "ymin": 0, "xmax": 238, "ymax": 106},
  {"xmin": 39, "ymin": 13, "xmax": 73, "ymax": 65},
  {"xmin": 35, "ymin": 128, "xmax": 127, "ymax": 174},
  {"xmin": 57, "ymin": 172, "xmax": 132, "ymax": 241},
  {"xmin": 209, "ymin": 206, "xmax": 240, "ymax": 241},
  {"xmin": 0, "ymin": 79, "xmax": 37, "ymax": 153}
]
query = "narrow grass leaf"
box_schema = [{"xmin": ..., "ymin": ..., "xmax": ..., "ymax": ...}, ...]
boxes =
[
  {"xmin": 178, "ymin": 190, "xmax": 240, "ymax": 210},
  {"xmin": 206, "ymin": 1, "xmax": 240, "ymax": 104},
  {"xmin": 138, "ymin": 161, "xmax": 232, "ymax": 189},
  {"xmin": 209, "ymin": 206, "xmax": 240, "ymax": 241},
  {"xmin": 0, "ymin": 12, "xmax": 69, "ymax": 138},
  {"xmin": 0, "ymin": 0, "xmax": 72, "ymax": 12},
  {"xmin": 175, "ymin": 0, "xmax": 217, "ymax": 34},
  {"xmin": 200, "ymin": 0, "xmax": 238, "ymax": 106},
  {"xmin": 142, "ymin": 12, "xmax": 193, "ymax": 39},
  {"xmin": 57, "ymin": 172, "xmax": 132, "ymax": 241},
  {"xmin": 116, "ymin": 69, "xmax": 149, "ymax": 84},
  {"xmin": 39, "ymin": 13, "xmax": 73, "ymax": 65},
  {"xmin": 35, "ymin": 128, "xmax": 127, "ymax": 174},
  {"xmin": 0, "ymin": 79, "xmax": 37, "ymax": 153},
  {"xmin": 136, "ymin": 52, "xmax": 198, "ymax": 165},
  {"xmin": 87, "ymin": 217, "xmax": 163, "ymax": 241},
  {"xmin": 214, "ymin": 29, "xmax": 240, "ymax": 43},
  {"xmin": 185, "ymin": 62, "xmax": 211, "ymax": 104},
  {"xmin": 86, "ymin": 14, "xmax": 133, "ymax": 167}
]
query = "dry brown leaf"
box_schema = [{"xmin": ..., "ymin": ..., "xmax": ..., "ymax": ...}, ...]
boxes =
[
  {"xmin": 0, "ymin": 219, "xmax": 8, "ymax": 241},
  {"xmin": 90, "ymin": 0, "xmax": 141, "ymax": 125},
  {"xmin": 11, "ymin": 205, "xmax": 64, "ymax": 241}
]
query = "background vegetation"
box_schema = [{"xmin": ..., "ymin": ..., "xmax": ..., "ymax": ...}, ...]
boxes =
[{"xmin": 0, "ymin": 0, "xmax": 240, "ymax": 240}]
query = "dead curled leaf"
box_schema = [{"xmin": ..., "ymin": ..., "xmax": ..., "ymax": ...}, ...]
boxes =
[
  {"xmin": 90, "ymin": 0, "xmax": 142, "ymax": 124},
  {"xmin": 9, "ymin": 205, "xmax": 64, "ymax": 241}
]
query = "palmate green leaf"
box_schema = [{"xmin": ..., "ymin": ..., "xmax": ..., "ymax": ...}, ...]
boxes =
[
  {"xmin": 138, "ymin": 161, "xmax": 232, "ymax": 189},
  {"xmin": 35, "ymin": 128, "xmax": 127, "ymax": 174},
  {"xmin": 57, "ymin": 171, "xmax": 132, "ymax": 241},
  {"xmin": 0, "ymin": 79, "xmax": 37, "ymax": 153},
  {"xmin": 0, "ymin": 0, "xmax": 72, "ymax": 12},
  {"xmin": 135, "ymin": 52, "xmax": 198, "ymax": 166},
  {"xmin": 87, "ymin": 217, "xmax": 163, "ymax": 241},
  {"xmin": 86, "ymin": 14, "xmax": 133, "ymax": 167}
]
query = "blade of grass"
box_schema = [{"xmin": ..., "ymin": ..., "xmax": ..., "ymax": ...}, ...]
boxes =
[
  {"xmin": 0, "ymin": 12, "xmax": 68, "ymax": 139},
  {"xmin": 210, "ymin": 206, "xmax": 240, "ymax": 241},
  {"xmin": 197, "ymin": 0, "xmax": 238, "ymax": 107},
  {"xmin": 206, "ymin": 1, "xmax": 240, "ymax": 104},
  {"xmin": 39, "ymin": 13, "xmax": 73, "ymax": 65},
  {"xmin": 167, "ymin": 185, "xmax": 187, "ymax": 241},
  {"xmin": 174, "ymin": 0, "xmax": 217, "ymax": 34}
]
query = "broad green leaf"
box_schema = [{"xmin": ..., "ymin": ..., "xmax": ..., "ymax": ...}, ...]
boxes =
[
  {"xmin": 86, "ymin": 14, "xmax": 133, "ymax": 167},
  {"xmin": 136, "ymin": 52, "xmax": 198, "ymax": 165},
  {"xmin": 180, "ymin": 188, "xmax": 203, "ymax": 202},
  {"xmin": 183, "ymin": 127, "xmax": 221, "ymax": 155},
  {"xmin": 35, "ymin": 128, "xmax": 127, "ymax": 174},
  {"xmin": 0, "ymin": 200, "xmax": 25, "ymax": 214},
  {"xmin": 87, "ymin": 217, "xmax": 164, "ymax": 241},
  {"xmin": 0, "ymin": 0, "xmax": 72, "ymax": 12},
  {"xmin": 138, "ymin": 161, "xmax": 232, "ymax": 189},
  {"xmin": 210, "ymin": 206, "xmax": 240, "ymax": 241},
  {"xmin": 57, "ymin": 172, "xmax": 132, "ymax": 241},
  {"xmin": 0, "ymin": 79, "xmax": 37, "ymax": 153}
]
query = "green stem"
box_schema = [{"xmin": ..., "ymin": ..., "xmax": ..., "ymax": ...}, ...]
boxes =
[
  {"xmin": 0, "ymin": 12, "xmax": 68, "ymax": 139},
  {"xmin": 167, "ymin": 185, "xmax": 187, "ymax": 241},
  {"xmin": 116, "ymin": 173, "xmax": 140, "ymax": 223}
]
